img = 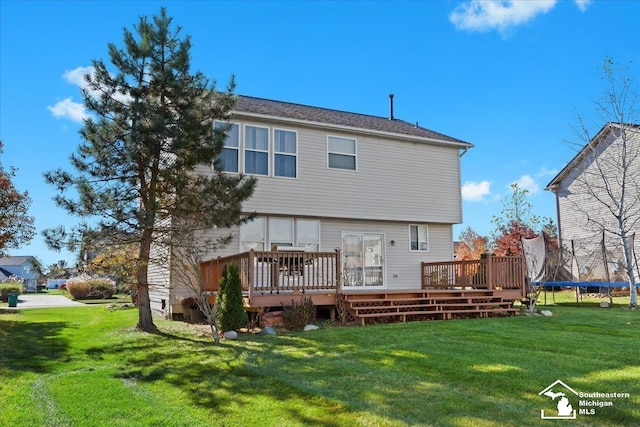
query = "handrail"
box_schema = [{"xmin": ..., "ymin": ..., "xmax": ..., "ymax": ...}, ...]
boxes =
[
  {"xmin": 200, "ymin": 249, "xmax": 341, "ymax": 297},
  {"xmin": 421, "ymin": 255, "xmax": 525, "ymax": 295}
]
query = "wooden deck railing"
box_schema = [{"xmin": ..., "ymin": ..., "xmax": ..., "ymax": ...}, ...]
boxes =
[
  {"xmin": 421, "ymin": 255, "xmax": 525, "ymax": 293},
  {"xmin": 200, "ymin": 249, "xmax": 341, "ymax": 298}
]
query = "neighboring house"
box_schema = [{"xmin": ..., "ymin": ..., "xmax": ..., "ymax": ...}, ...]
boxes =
[
  {"xmin": 149, "ymin": 95, "xmax": 473, "ymax": 318},
  {"xmin": 545, "ymin": 122, "xmax": 640, "ymax": 281},
  {"xmin": 0, "ymin": 256, "xmax": 40, "ymax": 291}
]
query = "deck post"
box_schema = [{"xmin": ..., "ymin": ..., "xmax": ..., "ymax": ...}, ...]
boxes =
[
  {"xmin": 248, "ymin": 249, "xmax": 255, "ymax": 301},
  {"xmin": 486, "ymin": 254, "xmax": 494, "ymax": 290},
  {"xmin": 334, "ymin": 249, "xmax": 342, "ymax": 292}
]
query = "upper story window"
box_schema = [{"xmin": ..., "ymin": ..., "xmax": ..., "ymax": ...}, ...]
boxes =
[
  {"xmin": 409, "ymin": 225, "xmax": 429, "ymax": 252},
  {"xmin": 274, "ymin": 129, "xmax": 297, "ymax": 178},
  {"xmin": 245, "ymin": 125, "xmax": 269, "ymax": 175},
  {"xmin": 327, "ymin": 136, "xmax": 356, "ymax": 171},
  {"xmin": 214, "ymin": 122, "xmax": 239, "ymax": 173}
]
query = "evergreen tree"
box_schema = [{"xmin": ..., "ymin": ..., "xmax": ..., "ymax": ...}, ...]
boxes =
[
  {"xmin": 44, "ymin": 8, "xmax": 255, "ymax": 332},
  {"xmin": 213, "ymin": 264, "xmax": 228, "ymax": 329},
  {"xmin": 219, "ymin": 263, "xmax": 248, "ymax": 331}
]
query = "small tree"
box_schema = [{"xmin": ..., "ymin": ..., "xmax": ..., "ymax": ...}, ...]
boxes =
[
  {"xmin": 491, "ymin": 183, "xmax": 556, "ymax": 256},
  {"xmin": 213, "ymin": 265, "xmax": 228, "ymax": 329},
  {"xmin": 85, "ymin": 243, "xmax": 138, "ymax": 293},
  {"xmin": 218, "ymin": 263, "xmax": 248, "ymax": 332},
  {"xmin": 171, "ymin": 232, "xmax": 231, "ymax": 344},
  {"xmin": 456, "ymin": 227, "xmax": 488, "ymax": 260},
  {"xmin": 0, "ymin": 142, "xmax": 35, "ymax": 255}
]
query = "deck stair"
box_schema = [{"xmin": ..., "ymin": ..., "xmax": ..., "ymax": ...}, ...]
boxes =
[{"xmin": 340, "ymin": 289, "xmax": 519, "ymax": 326}]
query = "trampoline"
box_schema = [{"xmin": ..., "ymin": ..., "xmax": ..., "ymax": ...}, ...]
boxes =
[{"xmin": 536, "ymin": 281, "xmax": 635, "ymax": 304}]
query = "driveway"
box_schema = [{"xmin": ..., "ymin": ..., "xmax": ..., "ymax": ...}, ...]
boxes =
[{"xmin": 5, "ymin": 293, "xmax": 84, "ymax": 309}]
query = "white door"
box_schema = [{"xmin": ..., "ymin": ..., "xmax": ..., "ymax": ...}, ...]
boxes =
[{"xmin": 341, "ymin": 233, "xmax": 385, "ymax": 288}]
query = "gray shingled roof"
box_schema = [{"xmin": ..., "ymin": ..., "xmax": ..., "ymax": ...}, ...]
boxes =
[{"xmin": 234, "ymin": 95, "xmax": 471, "ymax": 146}]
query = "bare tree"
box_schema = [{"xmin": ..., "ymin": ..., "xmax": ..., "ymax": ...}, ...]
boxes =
[
  {"xmin": 169, "ymin": 230, "xmax": 233, "ymax": 344},
  {"xmin": 555, "ymin": 57, "xmax": 640, "ymax": 307}
]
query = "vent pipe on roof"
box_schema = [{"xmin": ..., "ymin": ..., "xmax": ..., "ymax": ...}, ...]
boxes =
[{"xmin": 388, "ymin": 94, "xmax": 394, "ymax": 120}]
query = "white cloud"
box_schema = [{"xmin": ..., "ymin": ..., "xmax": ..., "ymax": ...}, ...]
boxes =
[
  {"xmin": 574, "ymin": 0, "xmax": 593, "ymax": 12},
  {"xmin": 49, "ymin": 65, "xmax": 132, "ymax": 122},
  {"xmin": 450, "ymin": 0, "xmax": 557, "ymax": 33},
  {"xmin": 462, "ymin": 180, "xmax": 492, "ymax": 201},
  {"xmin": 47, "ymin": 97, "xmax": 88, "ymax": 123},
  {"xmin": 534, "ymin": 166, "xmax": 558, "ymax": 178},
  {"xmin": 63, "ymin": 66, "xmax": 95, "ymax": 89},
  {"xmin": 512, "ymin": 175, "xmax": 540, "ymax": 194}
]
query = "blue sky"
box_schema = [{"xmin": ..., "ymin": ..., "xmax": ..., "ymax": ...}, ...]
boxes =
[{"xmin": 1, "ymin": 0, "xmax": 639, "ymax": 267}]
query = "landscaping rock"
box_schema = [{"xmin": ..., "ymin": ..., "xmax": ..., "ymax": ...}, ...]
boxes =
[
  {"xmin": 540, "ymin": 310, "xmax": 553, "ymax": 317},
  {"xmin": 224, "ymin": 330, "xmax": 238, "ymax": 340},
  {"xmin": 304, "ymin": 324, "xmax": 320, "ymax": 331},
  {"xmin": 259, "ymin": 326, "xmax": 278, "ymax": 336}
]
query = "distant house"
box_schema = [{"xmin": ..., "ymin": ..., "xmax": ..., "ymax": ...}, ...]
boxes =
[
  {"xmin": 0, "ymin": 256, "xmax": 40, "ymax": 291},
  {"xmin": 545, "ymin": 122, "xmax": 640, "ymax": 281},
  {"xmin": 148, "ymin": 94, "xmax": 474, "ymax": 317}
]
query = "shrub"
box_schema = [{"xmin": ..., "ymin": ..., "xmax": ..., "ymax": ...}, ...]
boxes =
[
  {"xmin": 282, "ymin": 296, "xmax": 316, "ymax": 330},
  {"xmin": 67, "ymin": 282, "xmax": 92, "ymax": 300},
  {"xmin": 87, "ymin": 278, "xmax": 116, "ymax": 298},
  {"xmin": 0, "ymin": 282, "xmax": 22, "ymax": 302},
  {"xmin": 66, "ymin": 274, "xmax": 116, "ymax": 300},
  {"xmin": 218, "ymin": 263, "xmax": 248, "ymax": 331}
]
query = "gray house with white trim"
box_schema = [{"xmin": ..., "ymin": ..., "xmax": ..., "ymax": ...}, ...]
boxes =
[
  {"xmin": 149, "ymin": 95, "xmax": 473, "ymax": 317},
  {"xmin": 0, "ymin": 256, "xmax": 40, "ymax": 291},
  {"xmin": 546, "ymin": 122, "xmax": 640, "ymax": 281}
]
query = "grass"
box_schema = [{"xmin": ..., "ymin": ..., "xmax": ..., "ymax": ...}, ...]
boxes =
[{"xmin": 1, "ymin": 292, "xmax": 639, "ymax": 426}]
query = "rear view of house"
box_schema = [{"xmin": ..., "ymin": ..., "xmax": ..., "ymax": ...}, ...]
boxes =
[{"xmin": 149, "ymin": 95, "xmax": 522, "ymax": 322}]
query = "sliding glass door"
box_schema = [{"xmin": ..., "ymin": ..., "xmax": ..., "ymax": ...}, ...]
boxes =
[{"xmin": 342, "ymin": 233, "xmax": 385, "ymax": 288}]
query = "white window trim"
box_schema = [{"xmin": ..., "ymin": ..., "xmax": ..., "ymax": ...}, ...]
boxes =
[
  {"xmin": 268, "ymin": 217, "xmax": 294, "ymax": 248},
  {"xmin": 409, "ymin": 224, "xmax": 429, "ymax": 252},
  {"xmin": 273, "ymin": 128, "xmax": 298, "ymax": 179},
  {"xmin": 244, "ymin": 124, "xmax": 270, "ymax": 176},
  {"xmin": 327, "ymin": 135, "xmax": 357, "ymax": 172},
  {"xmin": 242, "ymin": 217, "xmax": 322, "ymax": 252},
  {"xmin": 213, "ymin": 121, "xmax": 240, "ymax": 173},
  {"xmin": 341, "ymin": 231, "xmax": 386, "ymax": 288},
  {"xmin": 295, "ymin": 219, "xmax": 321, "ymax": 250},
  {"xmin": 240, "ymin": 217, "xmax": 266, "ymax": 252}
]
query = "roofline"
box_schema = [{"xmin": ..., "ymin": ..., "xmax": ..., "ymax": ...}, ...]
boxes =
[
  {"xmin": 231, "ymin": 109, "xmax": 474, "ymax": 150},
  {"xmin": 545, "ymin": 122, "xmax": 640, "ymax": 191}
]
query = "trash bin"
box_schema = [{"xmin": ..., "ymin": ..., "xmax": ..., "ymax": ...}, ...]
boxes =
[{"xmin": 8, "ymin": 293, "xmax": 18, "ymax": 307}]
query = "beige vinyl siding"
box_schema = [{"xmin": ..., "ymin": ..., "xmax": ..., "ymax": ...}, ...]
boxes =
[
  {"xmin": 196, "ymin": 217, "xmax": 454, "ymax": 290},
  {"xmin": 200, "ymin": 118, "xmax": 463, "ymax": 224},
  {"xmin": 148, "ymin": 238, "xmax": 172, "ymax": 318}
]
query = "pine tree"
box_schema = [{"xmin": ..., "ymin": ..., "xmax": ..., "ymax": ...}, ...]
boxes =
[
  {"xmin": 44, "ymin": 8, "xmax": 255, "ymax": 331},
  {"xmin": 213, "ymin": 264, "xmax": 228, "ymax": 329}
]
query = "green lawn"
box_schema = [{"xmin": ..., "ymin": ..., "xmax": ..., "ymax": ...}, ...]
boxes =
[{"xmin": 1, "ymin": 293, "xmax": 639, "ymax": 426}]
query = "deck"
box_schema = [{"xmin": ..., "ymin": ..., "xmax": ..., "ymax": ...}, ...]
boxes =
[{"xmin": 199, "ymin": 250, "xmax": 526, "ymax": 325}]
